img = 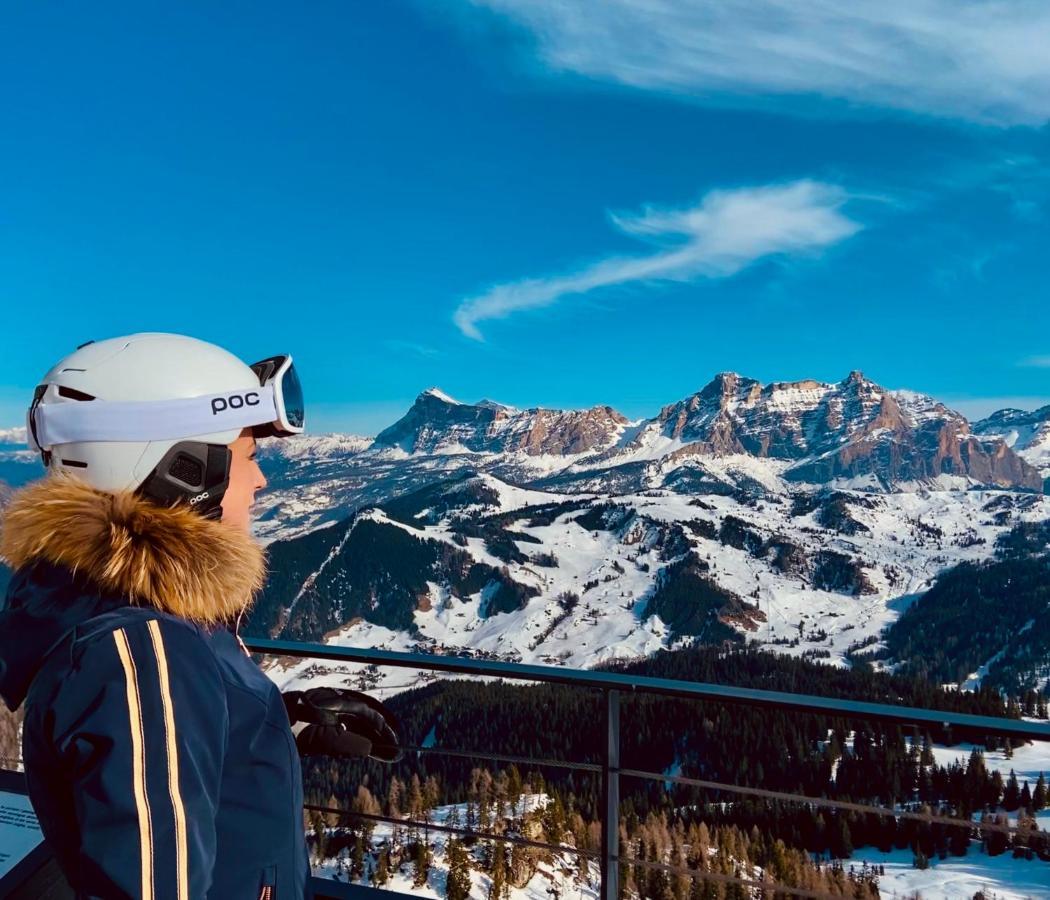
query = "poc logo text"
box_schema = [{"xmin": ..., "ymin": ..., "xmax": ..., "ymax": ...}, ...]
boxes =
[{"xmin": 211, "ymin": 392, "xmax": 260, "ymax": 415}]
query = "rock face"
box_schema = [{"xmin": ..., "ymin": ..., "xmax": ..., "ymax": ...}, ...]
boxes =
[
  {"xmin": 373, "ymin": 388, "xmax": 629, "ymax": 456},
  {"xmin": 648, "ymin": 371, "xmax": 886, "ymax": 457},
  {"xmin": 786, "ymin": 407, "xmax": 1043, "ymax": 490},
  {"xmin": 974, "ymin": 405, "xmax": 1050, "ymax": 490},
  {"xmin": 633, "ymin": 371, "xmax": 1043, "ymax": 491}
]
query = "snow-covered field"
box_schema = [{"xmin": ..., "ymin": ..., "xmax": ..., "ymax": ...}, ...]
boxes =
[
  {"xmin": 930, "ymin": 741, "xmax": 1050, "ymax": 787},
  {"xmin": 263, "ymin": 475, "xmax": 1049, "ymax": 698},
  {"xmin": 851, "ymin": 847, "xmax": 1050, "ymax": 899}
]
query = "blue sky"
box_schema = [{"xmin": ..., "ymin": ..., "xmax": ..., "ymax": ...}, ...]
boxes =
[{"xmin": 2, "ymin": 1, "xmax": 1048, "ymax": 434}]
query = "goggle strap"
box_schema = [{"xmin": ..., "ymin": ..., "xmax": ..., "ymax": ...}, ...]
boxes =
[{"xmin": 31, "ymin": 384, "xmax": 279, "ymax": 447}]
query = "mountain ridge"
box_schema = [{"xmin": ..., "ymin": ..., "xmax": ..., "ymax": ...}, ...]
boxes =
[{"xmin": 366, "ymin": 371, "xmax": 1043, "ymax": 494}]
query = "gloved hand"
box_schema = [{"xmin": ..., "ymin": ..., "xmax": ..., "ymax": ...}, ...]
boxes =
[{"xmin": 282, "ymin": 687, "xmax": 402, "ymax": 762}]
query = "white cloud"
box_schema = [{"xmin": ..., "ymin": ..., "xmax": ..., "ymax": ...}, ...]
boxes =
[
  {"xmin": 1019, "ymin": 356, "xmax": 1050, "ymax": 368},
  {"xmin": 454, "ymin": 180, "xmax": 860, "ymax": 339},
  {"xmin": 384, "ymin": 339, "xmax": 443, "ymax": 358},
  {"xmin": 466, "ymin": 0, "xmax": 1050, "ymax": 126}
]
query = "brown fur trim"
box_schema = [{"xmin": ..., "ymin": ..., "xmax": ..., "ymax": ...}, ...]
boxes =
[{"xmin": 0, "ymin": 475, "xmax": 266, "ymax": 625}]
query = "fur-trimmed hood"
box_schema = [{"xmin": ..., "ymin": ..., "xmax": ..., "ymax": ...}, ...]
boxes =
[{"xmin": 0, "ymin": 475, "xmax": 266, "ymax": 625}]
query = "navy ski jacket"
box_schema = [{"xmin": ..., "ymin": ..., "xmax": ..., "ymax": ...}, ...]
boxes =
[{"xmin": 0, "ymin": 477, "xmax": 312, "ymax": 900}]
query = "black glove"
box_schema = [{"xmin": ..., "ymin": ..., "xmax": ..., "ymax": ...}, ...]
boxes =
[{"xmin": 282, "ymin": 687, "xmax": 402, "ymax": 762}]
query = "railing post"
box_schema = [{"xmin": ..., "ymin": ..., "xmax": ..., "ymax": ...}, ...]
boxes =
[{"xmin": 601, "ymin": 689, "xmax": 620, "ymax": 900}]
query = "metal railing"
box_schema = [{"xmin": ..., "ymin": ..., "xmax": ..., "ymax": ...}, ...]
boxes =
[{"xmin": 245, "ymin": 636, "xmax": 1050, "ymax": 900}]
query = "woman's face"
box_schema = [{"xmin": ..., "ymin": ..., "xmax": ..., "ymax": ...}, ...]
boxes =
[{"xmin": 221, "ymin": 429, "xmax": 267, "ymax": 532}]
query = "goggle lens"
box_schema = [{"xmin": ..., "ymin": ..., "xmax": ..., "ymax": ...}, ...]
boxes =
[{"xmin": 282, "ymin": 363, "xmax": 304, "ymax": 429}]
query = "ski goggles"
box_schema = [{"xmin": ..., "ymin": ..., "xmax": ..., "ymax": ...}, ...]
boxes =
[
  {"xmin": 27, "ymin": 353, "xmax": 305, "ymax": 450},
  {"xmin": 248, "ymin": 354, "xmax": 305, "ymax": 438}
]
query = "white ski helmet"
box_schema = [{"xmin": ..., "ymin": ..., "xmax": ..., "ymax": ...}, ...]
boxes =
[{"xmin": 26, "ymin": 333, "xmax": 304, "ymax": 518}]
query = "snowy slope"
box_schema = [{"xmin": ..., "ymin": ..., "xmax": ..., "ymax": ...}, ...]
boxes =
[{"xmin": 261, "ymin": 472, "xmax": 1050, "ymax": 698}]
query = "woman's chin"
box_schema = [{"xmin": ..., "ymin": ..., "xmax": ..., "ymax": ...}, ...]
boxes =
[{"xmin": 220, "ymin": 507, "xmax": 252, "ymax": 532}]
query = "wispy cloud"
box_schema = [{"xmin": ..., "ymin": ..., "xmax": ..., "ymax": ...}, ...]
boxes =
[
  {"xmin": 466, "ymin": 0, "xmax": 1050, "ymax": 126},
  {"xmin": 1019, "ymin": 356, "xmax": 1050, "ymax": 368},
  {"xmin": 454, "ymin": 180, "xmax": 861, "ymax": 339},
  {"xmin": 384, "ymin": 339, "xmax": 443, "ymax": 358}
]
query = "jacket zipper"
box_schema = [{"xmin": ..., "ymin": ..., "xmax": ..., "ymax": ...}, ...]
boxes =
[{"xmin": 258, "ymin": 863, "xmax": 277, "ymax": 899}]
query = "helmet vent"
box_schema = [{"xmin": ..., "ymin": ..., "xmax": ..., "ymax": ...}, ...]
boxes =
[
  {"xmin": 169, "ymin": 454, "xmax": 205, "ymax": 488},
  {"xmin": 59, "ymin": 458, "xmax": 88, "ymax": 468},
  {"xmin": 57, "ymin": 386, "xmax": 96, "ymax": 401}
]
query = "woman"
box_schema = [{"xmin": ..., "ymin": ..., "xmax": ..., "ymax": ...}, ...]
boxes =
[{"xmin": 0, "ymin": 333, "xmax": 311, "ymax": 899}]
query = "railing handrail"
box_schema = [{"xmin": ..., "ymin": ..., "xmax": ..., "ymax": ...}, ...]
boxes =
[{"xmin": 245, "ymin": 637, "xmax": 1050, "ymax": 741}]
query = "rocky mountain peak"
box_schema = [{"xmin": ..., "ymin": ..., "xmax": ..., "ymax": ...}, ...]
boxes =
[
  {"xmin": 698, "ymin": 371, "xmax": 758, "ymax": 403},
  {"xmin": 635, "ymin": 372, "xmax": 1041, "ymax": 490},
  {"xmin": 419, "ymin": 387, "xmax": 462, "ymax": 405},
  {"xmin": 373, "ymin": 391, "xmax": 628, "ymax": 457}
]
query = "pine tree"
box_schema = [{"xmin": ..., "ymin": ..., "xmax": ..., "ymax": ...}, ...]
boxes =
[
  {"xmin": 413, "ymin": 836, "xmax": 431, "ymax": 888},
  {"xmin": 488, "ymin": 841, "xmax": 508, "ymax": 900},
  {"xmin": 543, "ymin": 794, "xmax": 566, "ymax": 844},
  {"xmin": 1033, "ymin": 773, "xmax": 1047, "ymax": 811},
  {"xmin": 1003, "ymin": 770, "xmax": 1021, "ymax": 812},
  {"xmin": 374, "ymin": 847, "xmax": 391, "ymax": 887},
  {"xmin": 507, "ymin": 764, "xmax": 523, "ymax": 816},
  {"xmin": 989, "ymin": 770, "xmax": 1005, "ymax": 809},
  {"xmin": 446, "ymin": 839, "xmax": 472, "ymax": 900},
  {"xmin": 409, "ymin": 774, "xmax": 425, "ymax": 819},
  {"xmin": 920, "ymin": 734, "xmax": 935, "ymax": 768},
  {"xmin": 311, "ymin": 812, "xmax": 328, "ymax": 862},
  {"xmin": 323, "ymin": 792, "xmax": 341, "ymax": 828},
  {"xmin": 477, "ymin": 770, "xmax": 493, "ymax": 832},
  {"xmin": 351, "ymin": 835, "xmax": 366, "ymax": 881},
  {"xmin": 830, "ymin": 817, "xmax": 853, "ymax": 859},
  {"xmin": 388, "ymin": 777, "xmax": 404, "ymax": 817},
  {"xmin": 354, "ymin": 785, "xmax": 380, "ymax": 846},
  {"xmin": 424, "ymin": 775, "xmax": 441, "ymax": 819}
]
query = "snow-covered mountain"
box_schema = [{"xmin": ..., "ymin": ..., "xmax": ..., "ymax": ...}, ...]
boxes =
[
  {"xmin": 238, "ymin": 373, "xmax": 1050, "ymax": 698},
  {"xmin": 373, "ymin": 387, "xmax": 629, "ymax": 456},
  {"xmin": 2, "ymin": 373, "xmax": 1041, "ymax": 534},
  {"xmin": 570, "ymin": 370, "xmax": 1040, "ymax": 491},
  {"xmin": 1, "ymin": 373, "xmax": 1047, "ymax": 694},
  {"xmin": 975, "ymin": 404, "xmax": 1050, "ymax": 490},
  {"xmin": 0, "ymin": 427, "xmax": 37, "ymax": 489},
  {"xmin": 248, "ymin": 372, "xmax": 1043, "ymax": 540},
  {"xmin": 254, "ymin": 469, "xmax": 1049, "ymax": 698}
]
